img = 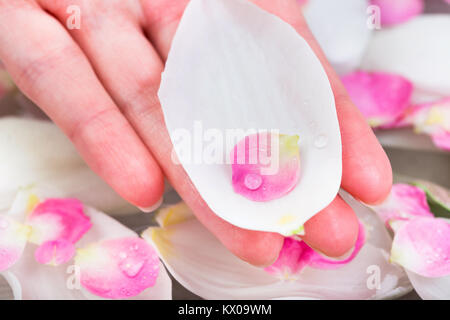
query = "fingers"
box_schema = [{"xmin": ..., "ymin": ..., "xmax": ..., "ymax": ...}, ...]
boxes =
[
  {"xmin": 0, "ymin": 1, "xmax": 164, "ymax": 208},
  {"xmin": 38, "ymin": 0, "xmax": 284, "ymax": 266},
  {"xmin": 301, "ymin": 195, "xmax": 360, "ymax": 257}
]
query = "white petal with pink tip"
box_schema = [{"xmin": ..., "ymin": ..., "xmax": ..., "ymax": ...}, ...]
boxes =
[
  {"xmin": 159, "ymin": 0, "xmax": 341, "ymax": 235},
  {"xmin": 1, "ymin": 191, "xmax": 171, "ymax": 300}
]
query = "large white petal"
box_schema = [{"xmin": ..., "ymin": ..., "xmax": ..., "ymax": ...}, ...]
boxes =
[
  {"xmin": 406, "ymin": 271, "xmax": 450, "ymax": 300},
  {"xmin": 361, "ymin": 15, "xmax": 450, "ymax": 103},
  {"xmin": 0, "ymin": 117, "xmax": 136, "ymax": 216},
  {"xmin": 159, "ymin": 0, "xmax": 341, "ymax": 235},
  {"xmin": 2, "ymin": 207, "xmax": 171, "ymax": 300},
  {"xmin": 303, "ymin": 0, "xmax": 372, "ymax": 75},
  {"xmin": 144, "ymin": 200, "xmax": 411, "ymax": 300}
]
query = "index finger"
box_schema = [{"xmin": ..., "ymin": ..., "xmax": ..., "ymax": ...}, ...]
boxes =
[{"xmin": 0, "ymin": 1, "xmax": 165, "ymax": 209}]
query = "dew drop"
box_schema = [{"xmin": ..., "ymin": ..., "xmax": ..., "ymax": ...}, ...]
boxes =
[
  {"xmin": 314, "ymin": 134, "xmax": 328, "ymax": 149},
  {"xmin": 119, "ymin": 258, "xmax": 145, "ymax": 278},
  {"xmin": 244, "ymin": 173, "xmax": 263, "ymax": 190}
]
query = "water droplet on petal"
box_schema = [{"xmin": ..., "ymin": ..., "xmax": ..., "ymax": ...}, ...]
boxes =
[
  {"xmin": 314, "ymin": 134, "xmax": 328, "ymax": 149},
  {"xmin": 119, "ymin": 258, "xmax": 145, "ymax": 278},
  {"xmin": 244, "ymin": 173, "xmax": 263, "ymax": 190}
]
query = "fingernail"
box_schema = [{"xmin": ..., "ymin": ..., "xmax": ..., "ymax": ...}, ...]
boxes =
[{"xmin": 138, "ymin": 197, "xmax": 164, "ymax": 213}]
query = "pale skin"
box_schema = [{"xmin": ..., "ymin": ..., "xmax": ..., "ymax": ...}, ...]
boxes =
[{"xmin": 0, "ymin": 0, "xmax": 392, "ymax": 266}]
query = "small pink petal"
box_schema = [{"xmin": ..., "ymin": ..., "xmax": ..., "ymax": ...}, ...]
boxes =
[
  {"xmin": 231, "ymin": 133, "xmax": 301, "ymax": 202},
  {"xmin": 372, "ymin": 184, "xmax": 433, "ymax": 227},
  {"xmin": 370, "ymin": 0, "xmax": 424, "ymax": 26},
  {"xmin": 431, "ymin": 131, "xmax": 450, "ymax": 151},
  {"xmin": 391, "ymin": 217, "xmax": 450, "ymax": 277},
  {"xmin": 0, "ymin": 215, "xmax": 29, "ymax": 271},
  {"xmin": 402, "ymin": 99, "xmax": 450, "ymax": 151},
  {"xmin": 265, "ymin": 222, "xmax": 365, "ymax": 277},
  {"xmin": 264, "ymin": 237, "xmax": 308, "ymax": 277},
  {"xmin": 34, "ymin": 240, "xmax": 76, "ymax": 266},
  {"xmin": 75, "ymin": 237, "xmax": 160, "ymax": 299},
  {"xmin": 27, "ymin": 198, "xmax": 92, "ymax": 245},
  {"xmin": 341, "ymin": 71, "xmax": 413, "ymax": 128}
]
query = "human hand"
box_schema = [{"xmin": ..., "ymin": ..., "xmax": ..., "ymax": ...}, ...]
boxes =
[{"xmin": 0, "ymin": 0, "xmax": 391, "ymax": 266}]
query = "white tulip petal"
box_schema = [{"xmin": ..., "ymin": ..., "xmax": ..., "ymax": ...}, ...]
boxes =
[
  {"xmin": 144, "ymin": 200, "xmax": 411, "ymax": 300},
  {"xmin": 406, "ymin": 271, "xmax": 450, "ymax": 300},
  {"xmin": 159, "ymin": 0, "xmax": 341, "ymax": 235},
  {"xmin": 303, "ymin": 0, "xmax": 372, "ymax": 75},
  {"xmin": 361, "ymin": 15, "xmax": 450, "ymax": 102},
  {"xmin": 3, "ymin": 206, "xmax": 171, "ymax": 300},
  {"xmin": 0, "ymin": 117, "xmax": 136, "ymax": 216}
]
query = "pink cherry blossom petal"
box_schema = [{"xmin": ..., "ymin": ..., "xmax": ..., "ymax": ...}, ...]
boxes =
[
  {"xmin": 34, "ymin": 240, "xmax": 76, "ymax": 266},
  {"xmin": 265, "ymin": 222, "xmax": 365, "ymax": 278},
  {"xmin": 0, "ymin": 215, "xmax": 30, "ymax": 271},
  {"xmin": 26, "ymin": 198, "xmax": 92, "ymax": 245},
  {"xmin": 75, "ymin": 237, "xmax": 160, "ymax": 299},
  {"xmin": 370, "ymin": 0, "xmax": 424, "ymax": 26},
  {"xmin": 372, "ymin": 184, "xmax": 433, "ymax": 227},
  {"xmin": 341, "ymin": 71, "xmax": 413, "ymax": 128},
  {"xmin": 231, "ymin": 133, "xmax": 301, "ymax": 202},
  {"xmin": 391, "ymin": 217, "xmax": 450, "ymax": 277}
]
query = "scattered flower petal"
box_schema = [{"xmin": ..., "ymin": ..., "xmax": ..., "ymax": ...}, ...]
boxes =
[
  {"xmin": 0, "ymin": 117, "xmax": 138, "ymax": 216},
  {"xmin": 34, "ymin": 240, "xmax": 75, "ymax": 266},
  {"xmin": 361, "ymin": 15, "xmax": 450, "ymax": 102},
  {"xmin": 402, "ymin": 99, "xmax": 450, "ymax": 151},
  {"xmin": 5, "ymin": 205, "xmax": 172, "ymax": 300},
  {"xmin": 391, "ymin": 217, "xmax": 450, "ymax": 277},
  {"xmin": 75, "ymin": 237, "xmax": 160, "ymax": 299},
  {"xmin": 144, "ymin": 200, "xmax": 410, "ymax": 299},
  {"xmin": 371, "ymin": 184, "xmax": 433, "ymax": 227},
  {"xmin": 406, "ymin": 270, "xmax": 450, "ymax": 299},
  {"xmin": 265, "ymin": 221, "xmax": 365, "ymax": 277},
  {"xmin": 26, "ymin": 198, "xmax": 92, "ymax": 246},
  {"xmin": 342, "ymin": 71, "xmax": 413, "ymax": 128},
  {"xmin": 370, "ymin": 0, "xmax": 424, "ymax": 26},
  {"xmin": 0, "ymin": 215, "xmax": 30, "ymax": 271},
  {"xmin": 231, "ymin": 133, "xmax": 301, "ymax": 202}
]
